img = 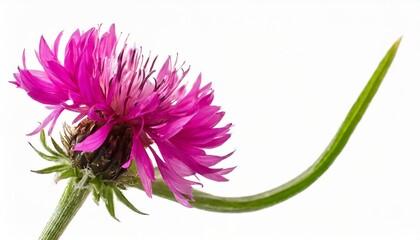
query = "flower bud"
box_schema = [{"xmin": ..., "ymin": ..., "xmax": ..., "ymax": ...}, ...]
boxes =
[{"xmin": 66, "ymin": 119, "xmax": 133, "ymax": 180}]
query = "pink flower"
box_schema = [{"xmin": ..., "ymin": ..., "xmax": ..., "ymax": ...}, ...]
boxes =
[{"xmin": 12, "ymin": 24, "xmax": 234, "ymax": 207}]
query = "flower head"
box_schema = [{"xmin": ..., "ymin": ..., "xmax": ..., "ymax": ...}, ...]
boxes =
[{"xmin": 12, "ymin": 24, "xmax": 234, "ymax": 206}]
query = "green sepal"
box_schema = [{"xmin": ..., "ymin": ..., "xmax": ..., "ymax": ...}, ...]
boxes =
[
  {"xmin": 40, "ymin": 130, "xmax": 59, "ymax": 157},
  {"xmin": 29, "ymin": 142, "xmax": 59, "ymax": 162},
  {"xmin": 91, "ymin": 180, "xmax": 102, "ymax": 205},
  {"xmin": 92, "ymin": 190, "xmax": 101, "ymax": 205},
  {"xmin": 55, "ymin": 168, "xmax": 77, "ymax": 183},
  {"xmin": 51, "ymin": 137, "xmax": 68, "ymax": 157},
  {"xmin": 32, "ymin": 127, "xmax": 148, "ymax": 221},
  {"xmin": 60, "ymin": 132, "xmax": 70, "ymax": 151},
  {"xmin": 116, "ymin": 184, "xmax": 127, "ymax": 190},
  {"xmin": 31, "ymin": 164, "xmax": 69, "ymax": 174},
  {"xmin": 113, "ymin": 186, "xmax": 147, "ymax": 215},
  {"xmin": 102, "ymin": 185, "xmax": 119, "ymax": 221}
]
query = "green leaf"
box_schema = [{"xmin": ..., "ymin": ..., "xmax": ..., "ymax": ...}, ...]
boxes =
[
  {"xmin": 103, "ymin": 186, "xmax": 119, "ymax": 221},
  {"xmin": 29, "ymin": 142, "xmax": 59, "ymax": 162},
  {"xmin": 31, "ymin": 164, "xmax": 69, "ymax": 174},
  {"xmin": 113, "ymin": 186, "xmax": 147, "ymax": 215},
  {"xmin": 132, "ymin": 37, "xmax": 402, "ymax": 212}
]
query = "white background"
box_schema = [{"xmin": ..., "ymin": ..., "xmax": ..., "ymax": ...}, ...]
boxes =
[{"xmin": 1, "ymin": 1, "xmax": 420, "ymax": 239}]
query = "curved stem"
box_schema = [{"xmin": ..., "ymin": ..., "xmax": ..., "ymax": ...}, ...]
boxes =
[
  {"xmin": 39, "ymin": 179, "xmax": 91, "ymax": 240},
  {"xmin": 132, "ymin": 37, "xmax": 402, "ymax": 212}
]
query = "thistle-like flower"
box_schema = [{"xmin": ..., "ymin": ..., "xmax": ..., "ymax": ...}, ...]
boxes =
[{"xmin": 12, "ymin": 24, "xmax": 233, "ymax": 207}]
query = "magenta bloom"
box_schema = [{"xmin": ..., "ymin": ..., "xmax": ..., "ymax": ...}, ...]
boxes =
[{"xmin": 12, "ymin": 24, "xmax": 233, "ymax": 206}]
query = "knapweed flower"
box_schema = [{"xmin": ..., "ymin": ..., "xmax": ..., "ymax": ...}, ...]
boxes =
[{"xmin": 12, "ymin": 24, "xmax": 233, "ymax": 207}]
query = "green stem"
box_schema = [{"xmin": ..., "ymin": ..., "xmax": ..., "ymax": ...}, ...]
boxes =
[
  {"xmin": 131, "ymin": 37, "xmax": 402, "ymax": 212},
  {"xmin": 39, "ymin": 179, "xmax": 91, "ymax": 240}
]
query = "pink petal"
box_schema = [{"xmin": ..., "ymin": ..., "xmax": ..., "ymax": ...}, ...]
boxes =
[
  {"xmin": 125, "ymin": 93, "xmax": 160, "ymax": 120},
  {"xmin": 72, "ymin": 112, "xmax": 86, "ymax": 124},
  {"xmin": 156, "ymin": 57, "xmax": 171, "ymax": 84},
  {"xmin": 64, "ymin": 36, "xmax": 78, "ymax": 72},
  {"xmin": 74, "ymin": 122, "xmax": 114, "ymax": 152},
  {"xmin": 27, "ymin": 107, "xmax": 63, "ymax": 136},
  {"xmin": 47, "ymin": 108, "xmax": 64, "ymax": 135},
  {"xmin": 131, "ymin": 131, "xmax": 156, "ymax": 197},
  {"xmin": 193, "ymin": 151, "xmax": 235, "ymax": 166},
  {"xmin": 152, "ymin": 114, "xmax": 195, "ymax": 139},
  {"xmin": 46, "ymin": 60, "xmax": 77, "ymax": 90},
  {"xmin": 152, "ymin": 148, "xmax": 199, "ymax": 207},
  {"xmin": 121, "ymin": 159, "xmax": 132, "ymax": 168},
  {"xmin": 202, "ymin": 167, "xmax": 236, "ymax": 182},
  {"xmin": 195, "ymin": 134, "xmax": 231, "ymax": 148},
  {"xmin": 38, "ymin": 36, "xmax": 56, "ymax": 62},
  {"xmin": 53, "ymin": 31, "xmax": 63, "ymax": 56}
]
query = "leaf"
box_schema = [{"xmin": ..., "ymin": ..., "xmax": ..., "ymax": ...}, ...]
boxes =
[
  {"xmin": 31, "ymin": 164, "xmax": 69, "ymax": 174},
  {"xmin": 113, "ymin": 186, "xmax": 148, "ymax": 215},
  {"xmin": 29, "ymin": 142, "xmax": 59, "ymax": 162},
  {"xmin": 131, "ymin": 37, "xmax": 402, "ymax": 212}
]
